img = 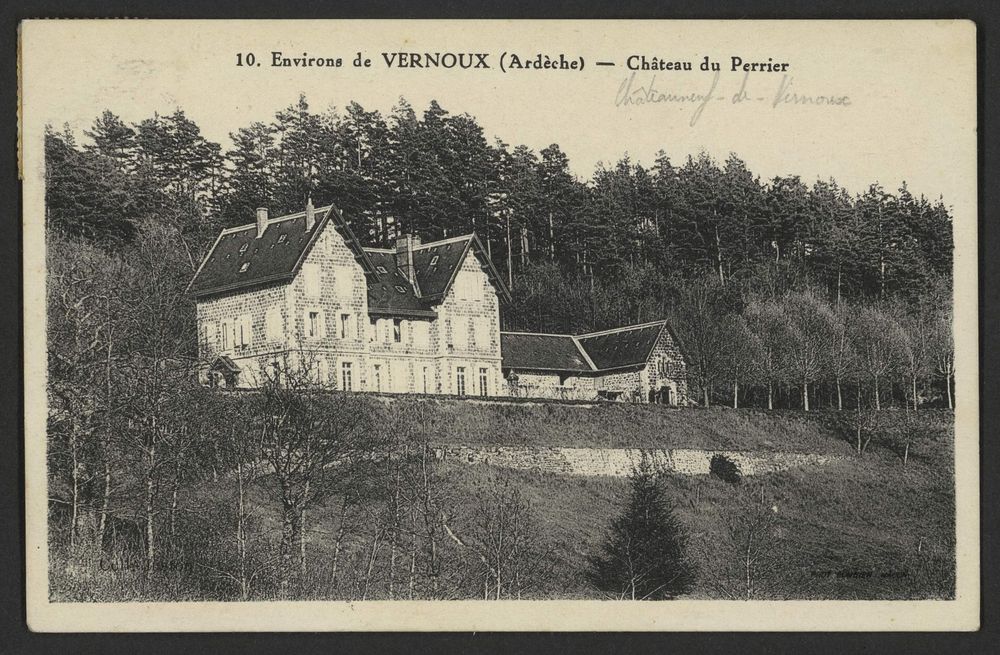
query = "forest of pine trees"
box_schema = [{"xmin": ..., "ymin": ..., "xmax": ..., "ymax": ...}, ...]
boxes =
[{"xmin": 46, "ymin": 94, "xmax": 955, "ymax": 411}]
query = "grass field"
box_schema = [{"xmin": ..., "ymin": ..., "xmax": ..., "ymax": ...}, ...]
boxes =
[
  {"xmin": 370, "ymin": 396, "xmax": 868, "ymax": 455},
  {"xmin": 49, "ymin": 402, "xmax": 955, "ymax": 601}
]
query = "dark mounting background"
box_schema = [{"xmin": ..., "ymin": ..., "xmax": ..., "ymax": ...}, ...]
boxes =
[{"xmin": 2, "ymin": 1, "xmax": 997, "ymax": 653}]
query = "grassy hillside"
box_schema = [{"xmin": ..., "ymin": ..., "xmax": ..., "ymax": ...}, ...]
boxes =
[
  {"xmin": 49, "ymin": 402, "xmax": 955, "ymax": 602},
  {"xmin": 370, "ymin": 396, "xmax": 863, "ymax": 456}
]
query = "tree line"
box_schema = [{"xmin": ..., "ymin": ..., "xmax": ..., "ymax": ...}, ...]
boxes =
[
  {"xmin": 45, "ymin": 94, "xmax": 955, "ymax": 410},
  {"xmin": 44, "ymin": 96, "xmax": 955, "ymax": 598}
]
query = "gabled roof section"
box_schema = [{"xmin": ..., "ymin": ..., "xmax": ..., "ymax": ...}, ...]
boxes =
[
  {"xmin": 411, "ymin": 234, "xmax": 511, "ymax": 304},
  {"xmin": 187, "ymin": 204, "xmax": 375, "ymax": 299},
  {"xmin": 501, "ymin": 321, "xmax": 671, "ymax": 373},
  {"xmin": 500, "ymin": 332, "xmax": 595, "ymax": 373},
  {"xmin": 363, "ymin": 250, "xmax": 435, "ymax": 317},
  {"xmin": 575, "ymin": 321, "xmax": 667, "ymax": 371}
]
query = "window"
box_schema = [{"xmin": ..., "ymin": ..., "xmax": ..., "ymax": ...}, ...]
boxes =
[
  {"xmin": 265, "ymin": 307, "xmax": 283, "ymax": 342},
  {"xmin": 430, "ymin": 255, "xmax": 440, "ymax": 266},
  {"xmin": 239, "ymin": 262, "xmax": 250, "ymax": 273},
  {"xmin": 479, "ymin": 368, "xmax": 489, "ymax": 397},
  {"xmin": 306, "ymin": 312, "xmax": 320, "ymax": 339},
  {"xmin": 341, "ymin": 362, "xmax": 353, "ymax": 391},
  {"xmin": 238, "ymin": 243, "xmax": 249, "ymax": 255},
  {"xmin": 203, "ymin": 322, "xmax": 217, "ymax": 350},
  {"xmin": 304, "ymin": 263, "xmax": 321, "ymax": 297},
  {"xmin": 221, "ymin": 321, "xmax": 231, "ymax": 350},
  {"xmin": 376, "ymin": 265, "xmax": 388, "ymax": 274},
  {"xmin": 269, "ymin": 361, "xmax": 282, "ymax": 384},
  {"xmin": 422, "ymin": 366, "xmax": 429, "ymax": 394},
  {"xmin": 237, "ymin": 315, "xmax": 251, "ymax": 349},
  {"xmin": 456, "ymin": 367, "xmax": 466, "ymax": 396},
  {"xmin": 394, "ymin": 285, "xmax": 407, "ymax": 294},
  {"xmin": 277, "ymin": 233, "xmax": 288, "ymax": 244},
  {"xmin": 372, "ymin": 364, "xmax": 382, "ymax": 392},
  {"xmin": 340, "ymin": 313, "xmax": 351, "ymax": 340},
  {"xmin": 393, "ymin": 318, "xmax": 403, "ymax": 343}
]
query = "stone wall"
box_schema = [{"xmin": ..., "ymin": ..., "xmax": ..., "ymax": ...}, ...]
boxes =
[
  {"xmin": 434, "ymin": 248, "xmax": 504, "ymax": 396},
  {"xmin": 433, "ymin": 445, "xmax": 838, "ymax": 477}
]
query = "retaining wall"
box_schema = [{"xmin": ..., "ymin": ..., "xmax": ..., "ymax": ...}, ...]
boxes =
[{"xmin": 433, "ymin": 445, "xmax": 837, "ymax": 477}]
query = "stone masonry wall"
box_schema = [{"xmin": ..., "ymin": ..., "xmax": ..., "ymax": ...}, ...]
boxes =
[
  {"xmin": 434, "ymin": 445, "xmax": 838, "ymax": 477},
  {"xmin": 434, "ymin": 246, "xmax": 503, "ymax": 396}
]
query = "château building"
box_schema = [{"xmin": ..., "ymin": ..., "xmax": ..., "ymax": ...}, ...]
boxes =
[{"xmin": 187, "ymin": 201, "xmax": 688, "ymax": 404}]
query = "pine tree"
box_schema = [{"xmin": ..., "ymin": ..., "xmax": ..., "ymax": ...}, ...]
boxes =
[{"xmin": 588, "ymin": 464, "xmax": 694, "ymax": 600}]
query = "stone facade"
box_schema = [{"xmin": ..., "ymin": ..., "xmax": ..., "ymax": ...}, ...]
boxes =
[
  {"xmin": 195, "ymin": 213, "xmax": 504, "ymax": 396},
  {"xmin": 505, "ymin": 325, "xmax": 689, "ymax": 404},
  {"xmin": 434, "ymin": 445, "xmax": 838, "ymax": 477}
]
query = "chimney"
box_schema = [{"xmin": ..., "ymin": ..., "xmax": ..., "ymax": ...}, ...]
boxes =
[
  {"xmin": 304, "ymin": 196, "xmax": 316, "ymax": 231},
  {"xmin": 395, "ymin": 233, "xmax": 421, "ymax": 295},
  {"xmin": 255, "ymin": 207, "xmax": 268, "ymax": 238}
]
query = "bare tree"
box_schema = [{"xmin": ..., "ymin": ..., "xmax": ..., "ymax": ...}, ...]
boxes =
[
  {"xmin": 827, "ymin": 303, "xmax": 857, "ymax": 411},
  {"xmin": 852, "ymin": 304, "xmax": 905, "ymax": 410},
  {"xmin": 720, "ymin": 313, "xmax": 758, "ymax": 409},
  {"xmin": 783, "ymin": 290, "xmax": 836, "ymax": 411},
  {"xmin": 745, "ymin": 297, "xmax": 792, "ymax": 410},
  {"xmin": 254, "ymin": 363, "xmax": 380, "ymax": 598}
]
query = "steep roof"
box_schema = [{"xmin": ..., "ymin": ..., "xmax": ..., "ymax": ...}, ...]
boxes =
[
  {"xmin": 499, "ymin": 333, "xmax": 594, "ymax": 372},
  {"xmin": 364, "ymin": 250, "xmax": 434, "ymax": 317},
  {"xmin": 575, "ymin": 322, "xmax": 667, "ymax": 371},
  {"xmin": 501, "ymin": 321, "xmax": 670, "ymax": 373},
  {"xmin": 187, "ymin": 204, "xmax": 375, "ymax": 298},
  {"xmin": 187, "ymin": 203, "xmax": 510, "ymax": 310}
]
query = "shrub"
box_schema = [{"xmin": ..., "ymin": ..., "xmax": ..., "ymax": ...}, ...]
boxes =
[{"xmin": 710, "ymin": 454, "xmax": 742, "ymax": 483}]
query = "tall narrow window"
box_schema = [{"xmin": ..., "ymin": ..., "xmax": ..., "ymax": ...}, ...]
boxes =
[
  {"xmin": 479, "ymin": 367, "xmax": 489, "ymax": 397},
  {"xmin": 308, "ymin": 311, "xmax": 321, "ymax": 338},
  {"xmin": 422, "ymin": 366, "xmax": 429, "ymax": 394},
  {"xmin": 221, "ymin": 321, "xmax": 230, "ymax": 350},
  {"xmin": 340, "ymin": 313, "xmax": 351, "ymax": 339},
  {"xmin": 393, "ymin": 318, "xmax": 403, "ymax": 343},
  {"xmin": 341, "ymin": 362, "xmax": 353, "ymax": 391},
  {"xmin": 373, "ymin": 364, "xmax": 382, "ymax": 392},
  {"xmin": 456, "ymin": 367, "xmax": 466, "ymax": 397}
]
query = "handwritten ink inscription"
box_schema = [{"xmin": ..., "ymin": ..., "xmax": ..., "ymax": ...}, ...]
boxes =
[{"xmin": 615, "ymin": 71, "xmax": 851, "ymax": 126}]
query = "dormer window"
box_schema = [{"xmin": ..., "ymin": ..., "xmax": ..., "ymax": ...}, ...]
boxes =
[
  {"xmin": 239, "ymin": 243, "xmax": 249, "ymax": 255},
  {"xmin": 430, "ymin": 255, "xmax": 440, "ymax": 266},
  {"xmin": 394, "ymin": 285, "xmax": 407, "ymax": 294},
  {"xmin": 239, "ymin": 262, "xmax": 250, "ymax": 273},
  {"xmin": 376, "ymin": 265, "xmax": 388, "ymax": 274},
  {"xmin": 277, "ymin": 234, "xmax": 288, "ymax": 244}
]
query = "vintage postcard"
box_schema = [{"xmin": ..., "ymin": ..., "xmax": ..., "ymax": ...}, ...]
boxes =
[{"xmin": 20, "ymin": 19, "xmax": 978, "ymax": 631}]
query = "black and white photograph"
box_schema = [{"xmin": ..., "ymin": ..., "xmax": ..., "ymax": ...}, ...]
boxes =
[{"xmin": 20, "ymin": 19, "xmax": 978, "ymax": 631}]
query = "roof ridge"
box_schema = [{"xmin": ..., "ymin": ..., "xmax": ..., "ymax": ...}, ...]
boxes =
[
  {"xmin": 571, "ymin": 335, "xmax": 599, "ymax": 371},
  {"xmin": 576, "ymin": 320, "xmax": 667, "ymax": 338},
  {"xmin": 222, "ymin": 205, "xmax": 335, "ymax": 233},
  {"xmin": 501, "ymin": 330, "xmax": 575, "ymax": 338},
  {"xmin": 411, "ymin": 234, "xmax": 474, "ymax": 250}
]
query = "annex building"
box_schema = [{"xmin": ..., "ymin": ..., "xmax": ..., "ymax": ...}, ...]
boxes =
[{"xmin": 187, "ymin": 201, "xmax": 688, "ymax": 404}]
